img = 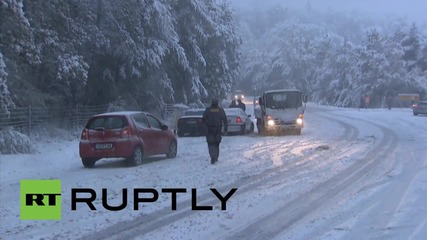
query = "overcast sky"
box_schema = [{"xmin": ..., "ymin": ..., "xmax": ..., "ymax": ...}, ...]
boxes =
[{"xmin": 229, "ymin": 0, "xmax": 427, "ymax": 26}]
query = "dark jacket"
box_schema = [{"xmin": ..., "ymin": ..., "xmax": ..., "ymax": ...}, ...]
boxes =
[
  {"xmin": 202, "ymin": 105, "xmax": 228, "ymax": 133},
  {"xmin": 237, "ymin": 100, "xmax": 246, "ymax": 111},
  {"xmin": 229, "ymin": 100, "xmax": 238, "ymax": 108}
]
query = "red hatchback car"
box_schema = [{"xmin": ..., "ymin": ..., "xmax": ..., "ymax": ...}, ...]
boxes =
[{"xmin": 79, "ymin": 111, "xmax": 177, "ymax": 168}]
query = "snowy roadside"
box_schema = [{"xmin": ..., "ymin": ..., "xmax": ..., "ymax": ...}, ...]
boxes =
[{"xmin": 0, "ymin": 104, "xmax": 335, "ymax": 239}]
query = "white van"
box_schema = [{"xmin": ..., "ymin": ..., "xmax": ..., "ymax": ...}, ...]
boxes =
[{"xmin": 255, "ymin": 89, "xmax": 307, "ymax": 135}]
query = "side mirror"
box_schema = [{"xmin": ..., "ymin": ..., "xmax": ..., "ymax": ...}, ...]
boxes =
[
  {"xmin": 247, "ymin": 114, "xmax": 252, "ymax": 118},
  {"xmin": 258, "ymin": 97, "xmax": 263, "ymax": 105},
  {"xmin": 161, "ymin": 124, "xmax": 169, "ymax": 130},
  {"xmin": 303, "ymin": 94, "xmax": 308, "ymax": 103}
]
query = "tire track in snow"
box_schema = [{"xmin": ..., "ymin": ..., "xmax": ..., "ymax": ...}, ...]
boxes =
[
  {"xmin": 278, "ymin": 114, "xmax": 403, "ymax": 240},
  {"xmin": 335, "ymin": 115, "xmax": 426, "ymax": 240},
  {"xmin": 223, "ymin": 114, "xmax": 398, "ymax": 240},
  {"xmin": 78, "ymin": 112, "xmax": 360, "ymax": 240}
]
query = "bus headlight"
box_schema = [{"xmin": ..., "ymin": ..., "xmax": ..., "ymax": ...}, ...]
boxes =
[
  {"xmin": 296, "ymin": 118, "xmax": 303, "ymax": 125},
  {"xmin": 267, "ymin": 120, "xmax": 275, "ymax": 126}
]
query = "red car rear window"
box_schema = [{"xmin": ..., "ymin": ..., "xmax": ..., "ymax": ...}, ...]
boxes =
[
  {"xmin": 184, "ymin": 110, "xmax": 205, "ymax": 116},
  {"xmin": 86, "ymin": 116, "xmax": 128, "ymax": 130}
]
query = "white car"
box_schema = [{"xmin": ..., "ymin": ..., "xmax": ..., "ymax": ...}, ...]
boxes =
[
  {"xmin": 413, "ymin": 101, "xmax": 427, "ymax": 116},
  {"xmin": 224, "ymin": 108, "xmax": 254, "ymax": 135}
]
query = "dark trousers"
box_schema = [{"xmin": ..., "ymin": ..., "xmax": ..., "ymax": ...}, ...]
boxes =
[
  {"xmin": 208, "ymin": 142, "xmax": 220, "ymax": 163},
  {"xmin": 206, "ymin": 128, "xmax": 222, "ymax": 163}
]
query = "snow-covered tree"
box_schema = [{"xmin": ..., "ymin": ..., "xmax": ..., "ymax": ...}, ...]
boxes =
[
  {"xmin": 313, "ymin": 39, "xmax": 358, "ymax": 107},
  {"xmin": 0, "ymin": 51, "xmax": 14, "ymax": 112},
  {"xmin": 401, "ymin": 23, "xmax": 420, "ymax": 70},
  {"xmin": 85, "ymin": 0, "xmax": 181, "ymax": 108},
  {"xmin": 235, "ymin": 4, "xmax": 427, "ymax": 107},
  {"xmin": 0, "ymin": 0, "xmax": 40, "ymax": 107},
  {"xmin": 20, "ymin": 0, "xmax": 94, "ymax": 107},
  {"xmin": 418, "ymin": 45, "xmax": 427, "ymax": 71},
  {"xmin": 170, "ymin": 0, "xmax": 240, "ymax": 104}
]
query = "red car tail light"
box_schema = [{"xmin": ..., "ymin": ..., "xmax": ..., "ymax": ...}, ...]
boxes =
[
  {"xmin": 236, "ymin": 117, "xmax": 242, "ymax": 123},
  {"xmin": 121, "ymin": 126, "xmax": 132, "ymax": 138},
  {"xmin": 81, "ymin": 129, "xmax": 89, "ymax": 140}
]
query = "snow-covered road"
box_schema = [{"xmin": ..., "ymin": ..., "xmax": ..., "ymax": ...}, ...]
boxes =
[{"xmin": 1, "ymin": 103, "xmax": 426, "ymax": 240}]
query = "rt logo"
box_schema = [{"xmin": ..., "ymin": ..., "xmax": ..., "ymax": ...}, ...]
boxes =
[{"xmin": 20, "ymin": 180, "xmax": 61, "ymax": 220}]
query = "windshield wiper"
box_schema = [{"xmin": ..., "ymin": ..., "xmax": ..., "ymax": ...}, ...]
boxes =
[{"xmin": 94, "ymin": 127, "xmax": 106, "ymax": 131}]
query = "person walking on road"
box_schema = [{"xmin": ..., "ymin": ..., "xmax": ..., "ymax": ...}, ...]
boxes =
[
  {"xmin": 364, "ymin": 95, "xmax": 371, "ymax": 109},
  {"xmin": 359, "ymin": 95, "xmax": 366, "ymax": 110},
  {"xmin": 387, "ymin": 96, "xmax": 392, "ymax": 110},
  {"xmin": 202, "ymin": 99, "xmax": 228, "ymax": 164}
]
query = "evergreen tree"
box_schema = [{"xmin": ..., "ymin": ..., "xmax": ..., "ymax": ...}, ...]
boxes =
[
  {"xmin": 234, "ymin": 5, "xmax": 427, "ymax": 107},
  {"xmin": 401, "ymin": 23, "xmax": 420, "ymax": 70},
  {"xmin": 0, "ymin": 0, "xmax": 40, "ymax": 107},
  {"xmin": 0, "ymin": 50, "xmax": 14, "ymax": 112}
]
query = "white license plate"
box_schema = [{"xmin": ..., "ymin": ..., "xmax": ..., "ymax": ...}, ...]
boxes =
[{"xmin": 95, "ymin": 143, "xmax": 113, "ymax": 149}]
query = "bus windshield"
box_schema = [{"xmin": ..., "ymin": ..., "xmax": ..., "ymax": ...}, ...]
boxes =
[{"xmin": 265, "ymin": 91, "xmax": 302, "ymax": 109}]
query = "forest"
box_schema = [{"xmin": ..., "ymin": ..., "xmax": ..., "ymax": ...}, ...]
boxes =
[
  {"xmin": 235, "ymin": 3, "xmax": 427, "ymax": 107},
  {"xmin": 0, "ymin": 0, "xmax": 240, "ymax": 113},
  {"xmin": 1, "ymin": 0, "xmax": 426, "ymax": 115}
]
